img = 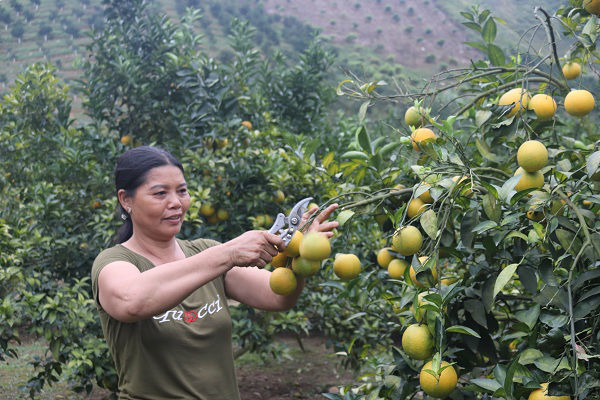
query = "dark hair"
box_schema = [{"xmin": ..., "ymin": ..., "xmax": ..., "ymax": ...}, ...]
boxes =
[{"xmin": 114, "ymin": 146, "xmax": 184, "ymax": 243}]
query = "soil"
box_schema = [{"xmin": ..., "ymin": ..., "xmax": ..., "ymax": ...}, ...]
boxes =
[
  {"xmin": 0, "ymin": 334, "xmax": 356, "ymax": 400},
  {"xmin": 236, "ymin": 335, "xmax": 354, "ymax": 400}
]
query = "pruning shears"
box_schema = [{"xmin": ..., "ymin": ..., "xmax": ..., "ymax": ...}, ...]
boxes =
[{"xmin": 268, "ymin": 197, "xmax": 313, "ymax": 245}]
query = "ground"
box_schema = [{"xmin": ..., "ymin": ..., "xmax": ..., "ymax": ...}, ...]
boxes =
[{"xmin": 0, "ymin": 335, "xmax": 355, "ymax": 400}]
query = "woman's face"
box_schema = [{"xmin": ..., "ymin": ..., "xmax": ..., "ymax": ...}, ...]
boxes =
[{"xmin": 123, "ymin": 165, "xmax": 190, "ymax": 241}]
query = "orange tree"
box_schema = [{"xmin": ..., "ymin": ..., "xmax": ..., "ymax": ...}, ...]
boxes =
[
  {"xmin": 0, "ymin": 1, "xmax": 342, "ymax": 397},
  {"xmin": 302, "ymin": 2, "xmax": 600, "ymax": 399}
]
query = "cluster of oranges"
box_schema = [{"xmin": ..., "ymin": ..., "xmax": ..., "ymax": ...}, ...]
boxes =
[
  {"xmin": 268, "ymin": 231, "xmax": 332, "ymax": 295},
  {"xmin": 376, "ymin": 225, "xmax": 458, "ymax": 398}
]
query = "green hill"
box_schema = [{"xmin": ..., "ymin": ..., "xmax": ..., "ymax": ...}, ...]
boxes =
[{"xmin": 0, "ymin": 0, "xmax": 568, "ymax": 95}]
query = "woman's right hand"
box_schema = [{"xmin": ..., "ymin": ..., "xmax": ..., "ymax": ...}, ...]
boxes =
[{"xmin": 221, "ymin": 230, "xmax": 285, "ymax": 268}]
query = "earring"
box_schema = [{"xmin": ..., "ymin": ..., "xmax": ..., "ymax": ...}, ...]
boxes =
[
  {"xmin": 121, "ymin": 213, "xmax": 128, "ymax": 220},
  {"xmin": 127, "ymin": 207, "xmax": 132, "ymax": 214}
]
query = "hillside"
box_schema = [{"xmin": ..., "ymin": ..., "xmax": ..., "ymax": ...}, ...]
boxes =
[{"xmin": 0, "ymin": 0, "xmax": 569, "ymax": 95}]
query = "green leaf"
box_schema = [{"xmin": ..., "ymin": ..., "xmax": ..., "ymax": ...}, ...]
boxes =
[
  {"xmin": 515, "ymin": 304, "xmax": 540, "ymax": 330},
  {"xmin": 463, "ymin": 22, "xmax": 482, "ymax": 33},
  {"xmin": 493, "ymin": 263, "xmax": 519, "ymax": 300},
  {"xmin": 534, "ymin": 355, "xmax": 571, "ymax": 373},
  {"xmin": 476, "ymin": 138, "xmax": 499, "ymax": 162},
  {"xmin": 470, "ymin": 378, "xmax": 502, "ymax": 393},
  {"xmin": 587, "ymin": 151, "xmax": 600, "ymax": 179},
  {"xmin": 499, "ymin": 175, "xmax": 521, "ymax": 203},
  {"xmin": 482, "ymin": 17, "xmax": 497, "ymax": 43},
  {"xmin": 519, "ymin": 348, "xmax": 543, "ymax": 365},
  {"xmin": 336, "ymin": 210, "xmax": 355, "ymax": 227},
  {"xmin": 446, "ymin": 325, "xmax": 481, "ymax": 338},
  {"xmin": 358, "ymin": 101, "xmax": 370, "ymax": 125},
  {"xmin": 341, "ymin": 151, "xmax": 369, "ymax": 160},
  {"xmin": 472, "ymin": 220, "xmax": 498, "ymax": 234},
  {"xmin": 487, "ymin": 44, "xmax": 506, "ymax": 66},
  {"xmin": 379, "ymin": 142, "xmax": 401, "ymax": 157},
  {"xmin": 355, "ymin": 126, "xmax": 372, "ymax": 154},
  {"xmin": 420, "ymin": 209, "xmax": 438, "ymax": 239}
]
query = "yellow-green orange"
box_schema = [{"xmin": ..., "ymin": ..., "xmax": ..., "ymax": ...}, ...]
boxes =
[
  {"xmin": 401, "ymin": 324, "xmax": 434, "ymax": 360},
  {"xmin": 562, "ymin": 62, "xmax": 581, "ymax": 80},
  {"xmin": 269, "ymin": 268, "xmax": 297, "ymax": 295},
  {"xmin": 388, "ymin": 259, "xmax": 409, "ymax": 279},
  {"xmin": 377, "ymin": 247, "xmax": 394, "ymax": 268},
  {"xmin": 528, "ymin": 383, "xmax": 570, "ymax": 400},
  {"xmin": 529, "ymin": 94, "xmax": 557, "ymax": 120},
  {"xmin": 517, "ymin": 140, "xmax": 548, "ymax": 172},
  {"xmin": 410, "ymin": 256, "xmax": 439, "ymax": 288},
  {"xmin": 564, "ymin": 89, "xmax": 595, "ymax": 117},
  {"xmin": 299, "ymin": 232, "xmax": 331, "ymax": 261},
  {"xmin": 410, "ymin": 291, "xmax": 429, "ymax": 322},
  {"xmin": 498, "ymin": 88, "xmax": 531, "ymax": 118},
  {"xmin": 405, "ymin": 106, "xmax": 424, "ymax": 127},
  {"xmin": 417, "ymin": 182, "xmax": 434, "ymax": 203},
  {"xmin": 452, "ymin": 175, "xmax": 473, "ymax": 197},
  {"xmin": 411, "ymin": 128, "xmax": 437, "ymax": 151},
  {"xmin": 584, "ymin": 0, "xmax": 600, "ymax": 15},
  {"xmin": 200, "ymin": 203, "xmax": 215, "ymax": 217},
  {"xmin": 271, "ymin": 252, "xmax": 289, "ymax": 269},
  {"xmin": 407, "ymin": 198, "xmax": 428, "ymax": 218},
  {"xmin": 514, "ymin": 167, "xmax": 544, "ymax": 192},
  {"xmin": 292, "ymin": 257, "xmax": 320, "ymax": 277},
  {"xmin": 216, "ymin": 209, "xmax": 229, "ymax": 221},
  {"xmin": 284, "ymin": 230, "xmax": 304, "ymax": 257},
  {"xmin": 392, "ymin": 226, "xmax": 423, "ymax": 256},
  {"xmin": 333, "ymin": 253, "xmax": 361, "ymax": 281},
  {"xmin": 527, "ymin": 206, "xmax": 545, "ymax": 222},
  {"xmin": 420, "ymin": 361, "xmax": 458, "ymax": 399}
]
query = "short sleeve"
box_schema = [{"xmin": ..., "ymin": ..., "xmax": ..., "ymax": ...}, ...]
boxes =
[{"xmin": 91, "ymin": 246, "xmax": 139, "ymax": 311}]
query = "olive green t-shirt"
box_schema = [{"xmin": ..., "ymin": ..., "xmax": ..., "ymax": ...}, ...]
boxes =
[{"xmin": 91, "ymin": 238, "xmax": 240, "ymax": 400}]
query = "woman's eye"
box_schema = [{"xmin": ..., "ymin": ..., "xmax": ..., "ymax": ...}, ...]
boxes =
[
  {"xmin": 179, "ymin": 188, "xmax": 188, "ymax": 194},
  {"xmin": 155, "ymin": 191, "xmax": 166, "ymax": 196}
]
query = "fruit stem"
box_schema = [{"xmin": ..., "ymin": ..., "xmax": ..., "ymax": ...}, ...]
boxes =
[{"xmin": 534, "ymin": 7, "xmax": 570, "ymax": 88}]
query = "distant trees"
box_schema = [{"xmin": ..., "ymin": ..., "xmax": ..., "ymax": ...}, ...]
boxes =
[
  {"xmin": 38, "ymin": 23, "xmax": 52, "ymax": 41},
  {"xmin": 9, "ymin": 0, "xmax": 23, "ymax": 15},
  {"xmin": 10, "ymin": 19, "xmax": 25, "ymax": 42}
]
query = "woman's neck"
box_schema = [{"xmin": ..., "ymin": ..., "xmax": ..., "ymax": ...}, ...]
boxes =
[{"xmin": 122, "ymin": 233, "xmax": 183, "ymax": 265}]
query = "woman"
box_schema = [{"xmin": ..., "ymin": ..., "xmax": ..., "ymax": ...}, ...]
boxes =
[{"xmin": 91, "ymin": 146, "xmax": 338, "ymax": 399}]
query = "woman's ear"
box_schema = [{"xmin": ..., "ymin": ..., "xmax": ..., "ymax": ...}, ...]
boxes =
[{"xmin": 117, "ymin": 189, "xmax": 131, "ymax": 211}]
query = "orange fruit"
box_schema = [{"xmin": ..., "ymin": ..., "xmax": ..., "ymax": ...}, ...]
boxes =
[
  {"xmin": 417, "ymin": 182, "xmax": 434, "ymax": 203},
  {"xmin": 564, "ymin": 89, "xmax": 595, "ymax": 117},
  {"xmin": 514, "ymin": 167, "xmax": 544, "ymax": 192},
  {"xmin": 292, "ymin": 256, "xmax": 320, "ymax": 277},
  {"xmin": 529, "ymin": 94, "xmax": 557, "ymax": 120},
  {"xmin": 271, "ymin": 252, "xmax": 289, "ymax": 269},
  {"xmin": 216, "ymin": 209, "xmax": 229, "ymax": 221},
  {"xmin": 528, "ymin": 383, "xmax": 570, "ymax": 400},
  {"xmin": 333, "ymin": 253, "xmax": 361, "ymax": 281},
  {"xmin": 410, "ymin": 291, "xmax": 429, "ymax": 322},
  {"xmin": 420, "ymin": 361, "xmax": 458, "ymax": 398},
  {"xmin": 392, "ymin": 226, "xmax": 423, "ymax": 256},
  {"xmin": 410, "ymin": 256, "xmax": 439, "ymax": 288},
  {"xmin": 388, "ymin": 259, "xmax": 409, "ymax": 279},
  {"xmin": 120, "ymin": 134, "xmax": 133, "ymax": 145},
  {"xmin": 585, "ymin": 0, "xmax": 600, "ymax": 15},
  {"xmin": 269, "ymin": 267, "xmax": 297, "ymax": 295},
  {"xmin": 200, "ymin": 203, "xmax": 215, "ymax": 217},
  {"xmin": 402, "ymin": 324, "xmax": 434, "ymax": 360},
  {"xmin": 377, "ymin": 247, "xmax": 394, "ymax": 268},
  {"xmin": 241, "ymin": 120, "xmax": 253, "ymax": 130},
  {"xmin": 562, "ymin": 62, "xmax": 581, "ymax": 80},
  {"xmin": 498, "ymin": 88, "xmax": 531, "ymax": 118},
  {"xmin": 405, "ymin": 106, "xmax": 425, "ymax": 127},
  {"xmin": 411, "ymin": 128, "xmax": 437, "ymax": 151},
  {"xmin": 517, "ymin": 140, "xmax": 548, "ymax": 172},
  {"xmin": 274, "ymin": 190, "xmax": 285, "ymax": 203},
  {"xmin": 283, "ymin": 230, "xmax": 303, "ymax": 257},
  {"xmin": 451, "ymin": 175, "xmax": 473, "ymax": 197},
  {"xmin": 407, "ymin": 198, "xmax": 428, "ymax": 219},
  {"xmin": 299, "ymin": 232, "xmax": 331, "ymax": 261}
]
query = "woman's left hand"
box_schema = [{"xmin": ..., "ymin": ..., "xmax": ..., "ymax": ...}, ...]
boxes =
[{"xmin": 300, "ymin": 203, "xmax": 339, "ymax": 238}]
